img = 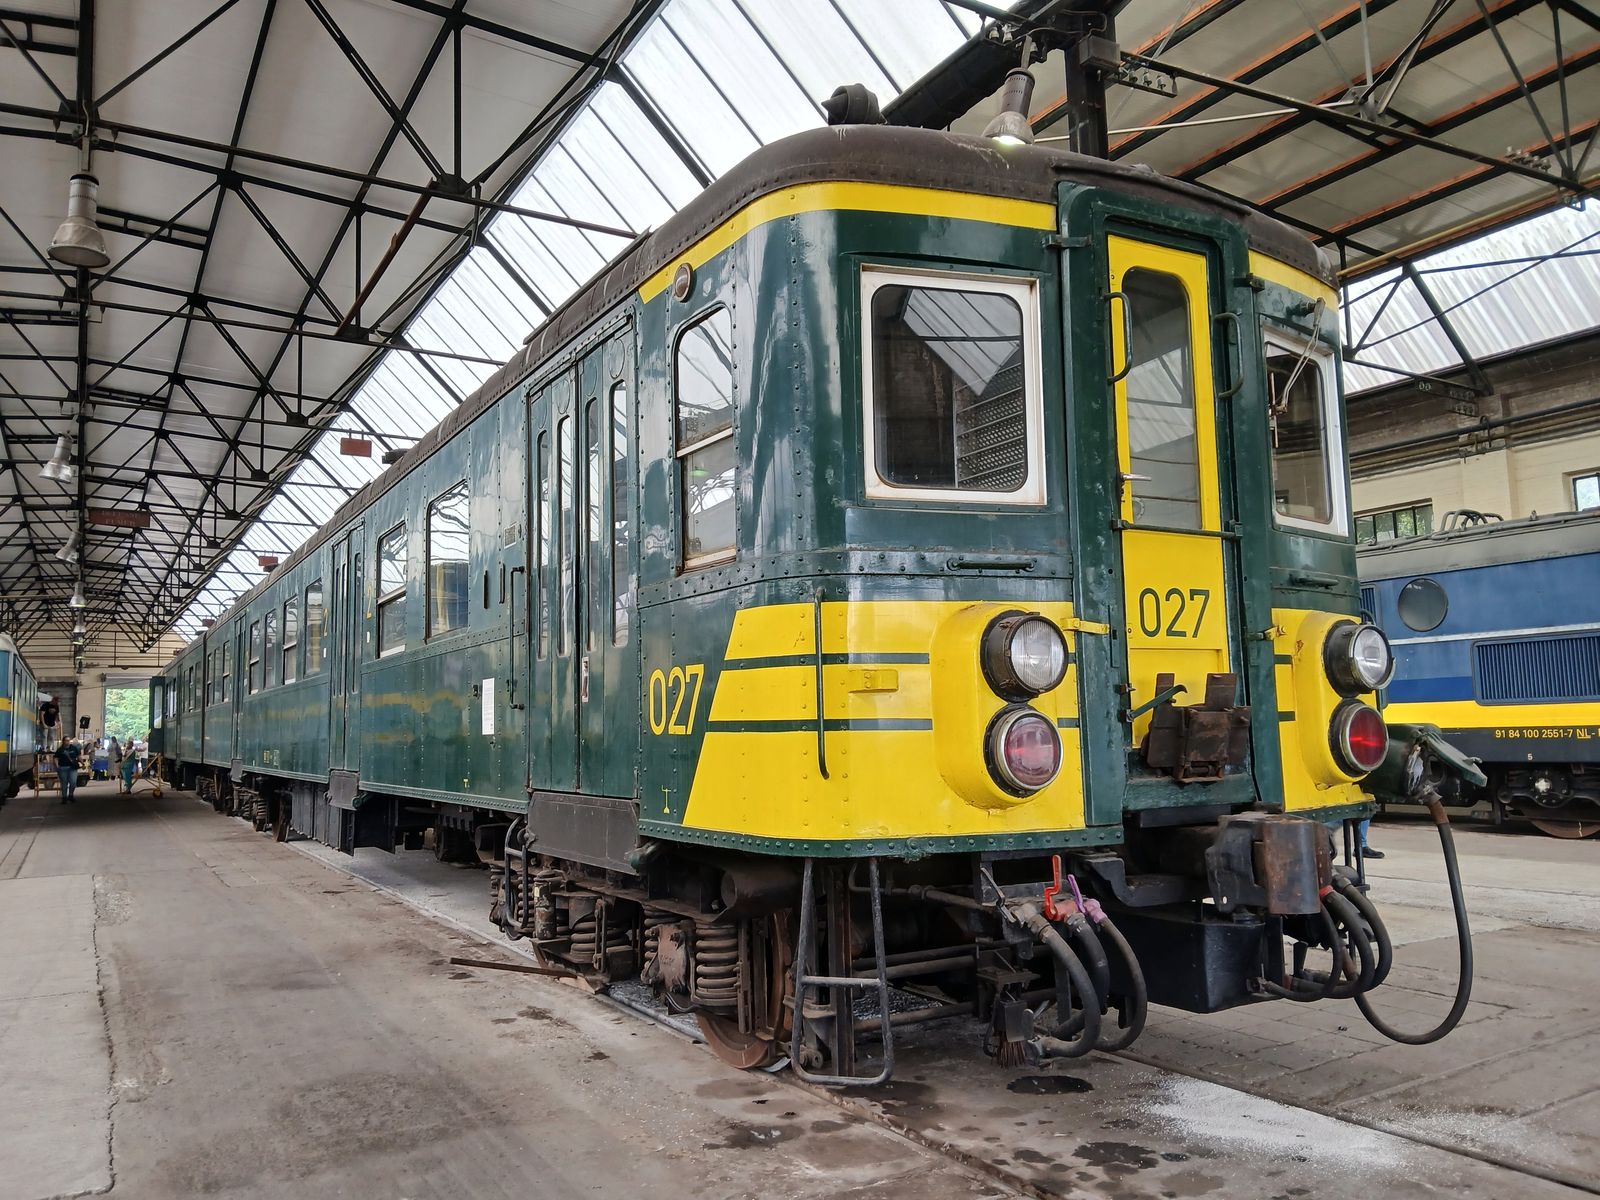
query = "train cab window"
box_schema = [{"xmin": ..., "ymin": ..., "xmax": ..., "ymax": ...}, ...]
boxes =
[
  {"xmin": 674, "ymin": 308, "xmax": 737, "ymax": 567},
  {"xmin": 861, "ymin": 269, "xmax": 1044, "ymax": 504},
  {"xmin": 248, "ymin": 620, "xmax": 261, "ymax": 694},
  {"xmin": 427, "ymin": 482, "xmax": 469, "ymax": 639},
  {"xmin": 1266, "ymin": 332, "xmax": 1345, "ymax": 534},
  {"xmin": 1123, "ymin": 269, "xmax": 1200, "ymax": 528},
  {"xmin": 304, "ymin": 581, "xmax": 324, "ymax": 673},
  {"xmin": 282, "ymin": 597, "xmax": 299, "ymax": 685},
  {"xmin": 264, "ymin": 609, "xmax": 278, "ymax": 688},
  {"xmin": 378, "ymin": 524, "xmax": 408, "ymax": 655}
]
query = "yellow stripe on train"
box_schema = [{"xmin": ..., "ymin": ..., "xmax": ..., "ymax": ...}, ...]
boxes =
[
  {"xmin": 1383, "ymin": 699, "xmax": 1600, "ymax": 730},
  {"xmin": 681, "ymin": 600, "xmax": 1087, "ymax": 842}
]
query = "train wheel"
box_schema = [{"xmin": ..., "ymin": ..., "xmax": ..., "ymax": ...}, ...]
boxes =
[
  {"xmin": 1528, "ymin": 817, "xmax": 1598, "ymax": 839},
  {"xmin": 694, "ymin": 913, "xmax": 793, "ymax": 1071}
]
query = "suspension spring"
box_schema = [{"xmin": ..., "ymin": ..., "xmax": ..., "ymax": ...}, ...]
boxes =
[{"xmin": 693, "ymin": 921, "xmax": 740, "ymax": 1008}]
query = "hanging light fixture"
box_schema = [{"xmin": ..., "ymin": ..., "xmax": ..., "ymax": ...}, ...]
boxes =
[
  {"xmin": 982, "ymin": 64, "xmax": 1037, "ymax": 146},
  {"xmin": 40, "ymin": 435, "xmax": 75, "ymax": 483},
  {"xmin": 48, "ymin": 173, "xmax": 110, "ymax": 270},
  {"xmin": 69, "ymin": 581, "xmax": 88, "ymax": 609},
  {"xmin": 55, "ymin": 529, "xmax": 81, "ymax": 563},
  {"xmin": 72, "ymin": 616, "xmax": 86, "ymax": 637}
]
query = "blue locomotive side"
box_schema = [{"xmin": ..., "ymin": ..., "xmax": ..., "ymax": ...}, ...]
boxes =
[{"xmin": 1359, "ymin": 511, "xmax": 1600, "ymax": 835}]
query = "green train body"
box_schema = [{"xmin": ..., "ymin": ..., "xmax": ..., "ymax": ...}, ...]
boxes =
[{"xmin": 155, "ymin": 127, "xmax": 1444, "ymax": 1079}]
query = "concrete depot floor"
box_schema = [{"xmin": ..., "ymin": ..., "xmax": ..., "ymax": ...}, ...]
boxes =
[{"xmin": 0, "ymin": 784, "xmax": 1591, "ymax": 1200}]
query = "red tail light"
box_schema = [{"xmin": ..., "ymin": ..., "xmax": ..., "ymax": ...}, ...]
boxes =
[
  {"xmin": 1331, "ymin": 702, "xmax": 1387, "ymax": 775},
  {"xmin": 988, "ymin": 707, "xmax": 1062, "ymax": 794}
]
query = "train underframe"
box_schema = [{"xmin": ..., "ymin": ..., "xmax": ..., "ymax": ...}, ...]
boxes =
[
  {"xmin": 1490, "ymin": 764, "xmax": 1600, "ymax": 839},
  {"xmin": 177, "ymin": 762, "xmax": 1425, "ymax": 1083},
  {"xmin": 484, "ymin": 808, "xmax": 1401, "ymax": 1082}
]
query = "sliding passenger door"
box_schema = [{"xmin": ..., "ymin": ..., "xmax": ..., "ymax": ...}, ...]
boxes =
[
  {"xmin": 528, "ymin": 372, "xmax": 578, "ymax": 793},
  {"xmin": 328, "ymin": 523, "xmax": 364, "ymax": 773}
]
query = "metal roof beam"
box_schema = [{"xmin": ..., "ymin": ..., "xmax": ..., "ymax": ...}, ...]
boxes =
[{"xmin": 1127, "ymin": 50, "xmax": 1588, "ymax": 196}]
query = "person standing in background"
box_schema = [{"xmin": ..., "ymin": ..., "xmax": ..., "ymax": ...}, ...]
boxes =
[
  {"xmin": 121, "ymin": 739, "xmax": 138, "ymax": 793},
  {"xmin": 55, "ymin": 737, "xmax": 81, "ymax": 805}
]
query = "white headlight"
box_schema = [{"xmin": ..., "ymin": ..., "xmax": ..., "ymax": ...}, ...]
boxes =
[
  {"xmin": 1325, "ymin": 622, "xmax": 1394, "ymax": 694},
  {"xmin": 982, "ymin": 613, "xmax": 1068, "ymax": 699}
]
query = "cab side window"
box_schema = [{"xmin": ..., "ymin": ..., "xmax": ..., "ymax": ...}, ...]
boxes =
[
  {"xmin": 1265, "ymin": 331, "xmax": 1345, "ymax": 535},
  {"xmin": 674, "ymin": 309, "xmax": 736, "ymax": 568}
]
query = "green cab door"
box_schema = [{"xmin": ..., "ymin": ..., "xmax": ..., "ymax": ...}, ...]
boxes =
[{"xmin": 528, "ymin": 372, "xmax": 578, "ymax": 792}]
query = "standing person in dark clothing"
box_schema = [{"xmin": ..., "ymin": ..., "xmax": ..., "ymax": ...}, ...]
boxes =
[{"xmin": 56, "ymin": 737, "xmax": 81, "ymax": 804}]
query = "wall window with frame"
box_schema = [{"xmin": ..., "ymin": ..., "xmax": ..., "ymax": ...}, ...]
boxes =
[
  {"xmin": 264, "ymin": 609, "xmax": 278, "ymax": 688},
  {"xmin": 1574, "ymin": 471, "xmax": 1600, "ymax": 512},
  {"xmin": 1266, "ymin": 333, "xmax": 1344, "ymax": 533},
  {"xmin": 221, "ymin": 639, "xmax": 231, "ymax": 703},
  {"xmin": 248, "ymin": 621, "xmax": 261, "ymax": 694},
  {"xmin": 378, "ymin": 524, "xmax": 408, "ymax": 655},
  {"xmin": 427, "ymin": 482, "xmax": 469, "ymax": 638},
  {"xmin": 1356, "ymin": 502, "xmax": 1433, "ymax": 544},
  {"xmin": 675, "ymin": 308, "xmax": 737, "ymax": 566},
  {"xmin": 862, "ymin": 269, "xmax": 1044, "ymax": 504},
  {"xmin": 282, "ymin": 596, "xmax": 299, "ymax": 684},
  {"xmin": 304, "ymin": 581, "xmax": 324, "ymax": 673}
]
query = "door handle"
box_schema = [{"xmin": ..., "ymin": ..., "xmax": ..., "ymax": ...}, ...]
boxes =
[
  {"xmin": 1214, "ymin": 310, "xmax": 1244, "ymax": 400},
  {"xmin": 1118, "ymin": 472, "xmax": 1150, "ymax": 484},
  {"xmin": 1105, "ymin": 290, "xmax": 1134, "ymax": 384}
]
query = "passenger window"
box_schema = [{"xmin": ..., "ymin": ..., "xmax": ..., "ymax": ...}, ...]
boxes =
[
  {"xmin": 264, "ymin": 609, "xmax": 278, "ymax": 688},
  {"xmin": 221, "ymin": 640, "xmax": 231, "ymax": 702},
  {"xmin": 558, "ymin": 416, "xmax": 574, "ymax": 654},
  {"xmin": 675, "ymin": 309, "xmax": 736, "ymax": 566},
  {"xmin": 611, "ymin": 381, "xmax": 631, "ymax": 646},
  {"xmin": 586, "ymin": 399, "xmax": 603, "ymax": 650},
  {"xmin": 1266, "ymin": 335, "xmax": 1343, "ymax": 533},
  {"xmin": 248, "ymin": 621, "xmax": 261, "ymax": 694},
  {"xmin": 536, "ymin": 432, "xmax": 550, "ymax": 660},
  {"xmin": 304, "ymin": 581, "xmax": 324, "ymax": 673},
  {"xmin": 378, "ymin": 524, "xmax": 407, "ymax": 655},
  {"xmin": 1123, "ymin": 269, "xmax": 1200, "ymax": 529},
  {"xmin": 427, "ymin": 482, "xmax": 469, "ymax": 638},
  {"xmin": 282, "ymin": 597, "xmax": 299, "ymax": 684}
]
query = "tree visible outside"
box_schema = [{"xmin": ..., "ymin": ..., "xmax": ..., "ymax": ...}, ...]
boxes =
[{"xmin": 104, "ymin": 687, "xmax": 150, "ymax": 741}]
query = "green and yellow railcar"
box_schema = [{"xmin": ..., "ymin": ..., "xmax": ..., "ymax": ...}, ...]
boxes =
[{"xmin": 158, "ymin": 126, "xmax": 1467, "ymax": 1081}]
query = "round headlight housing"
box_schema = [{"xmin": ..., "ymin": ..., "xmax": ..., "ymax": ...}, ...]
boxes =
[
  {"xmin": 1330, "ymin": 701, "xmax": 1388, "ymax": 776},
  {"xmin": 1324, "ymin": 621, "xmax": 1394, "ymax": 694},
  {"xmin": 987, "ymin": 706, "xmax": 1063, "ymax": 794},
  {"xmin": 982, "ymin": 612, "xmax": 1068, "ymax": 700}
]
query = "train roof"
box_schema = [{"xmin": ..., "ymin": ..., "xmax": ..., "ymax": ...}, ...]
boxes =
[
  {"xmin": 1357, "ymin": 508, "xmax": 1600, "ymax": 579},
  {"xmin": 166, "ymin": 125, "xmax": 1329, "ymax": 667}
]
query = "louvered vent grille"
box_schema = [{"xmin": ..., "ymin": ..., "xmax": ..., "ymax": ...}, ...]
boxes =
[{"xmin": 1475, "ymin": 634, "xmax": 1600, "ymax": 702}]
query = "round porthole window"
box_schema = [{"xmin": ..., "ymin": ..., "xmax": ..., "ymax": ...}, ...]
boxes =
[{"xmin": 1397, "ymin": 577, "xmax": 1447, "ymax": 633}]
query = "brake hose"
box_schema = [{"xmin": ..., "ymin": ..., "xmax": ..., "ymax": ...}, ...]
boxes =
[
  {"xmin": 1353, "ymin": 789, "xmax": 1473, "ymax": 1044},
  {"xmin": 1092, "ymin": 915, "xmax": 1148, "ymax": 1052},
  {"xmin": 1334, "ymin": 872, "xmax": 1394, "ymax": 988},
  {"xmin": 1321, "ymin": 889, "xmax": 1375, "ymax": 999},
  {"xmin": 1004, "ymin": 900, "xmax": 1103, "ymax": 1058}
]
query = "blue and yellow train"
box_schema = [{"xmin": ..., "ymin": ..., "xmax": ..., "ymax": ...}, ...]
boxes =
[
  {"xmin": 155, "ymin": 123, "xmax": 1472, "ymax": 1081},
  {"xmin": 1361, "ymin": 509, "xmax": 1600, "ymax": 837},
  {"xmin": 0, "ymin": 633, "xmax": 41, "ymax": 799}
]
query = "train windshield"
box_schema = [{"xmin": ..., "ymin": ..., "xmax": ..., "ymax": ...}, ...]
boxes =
[
  {"xmin": 861, "ymin": 268, "xmax": 1044, "ymax": 504},
  {"xmin": 1266, "ymin": 333, "xmax": 1344, "ymax": 535}
]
